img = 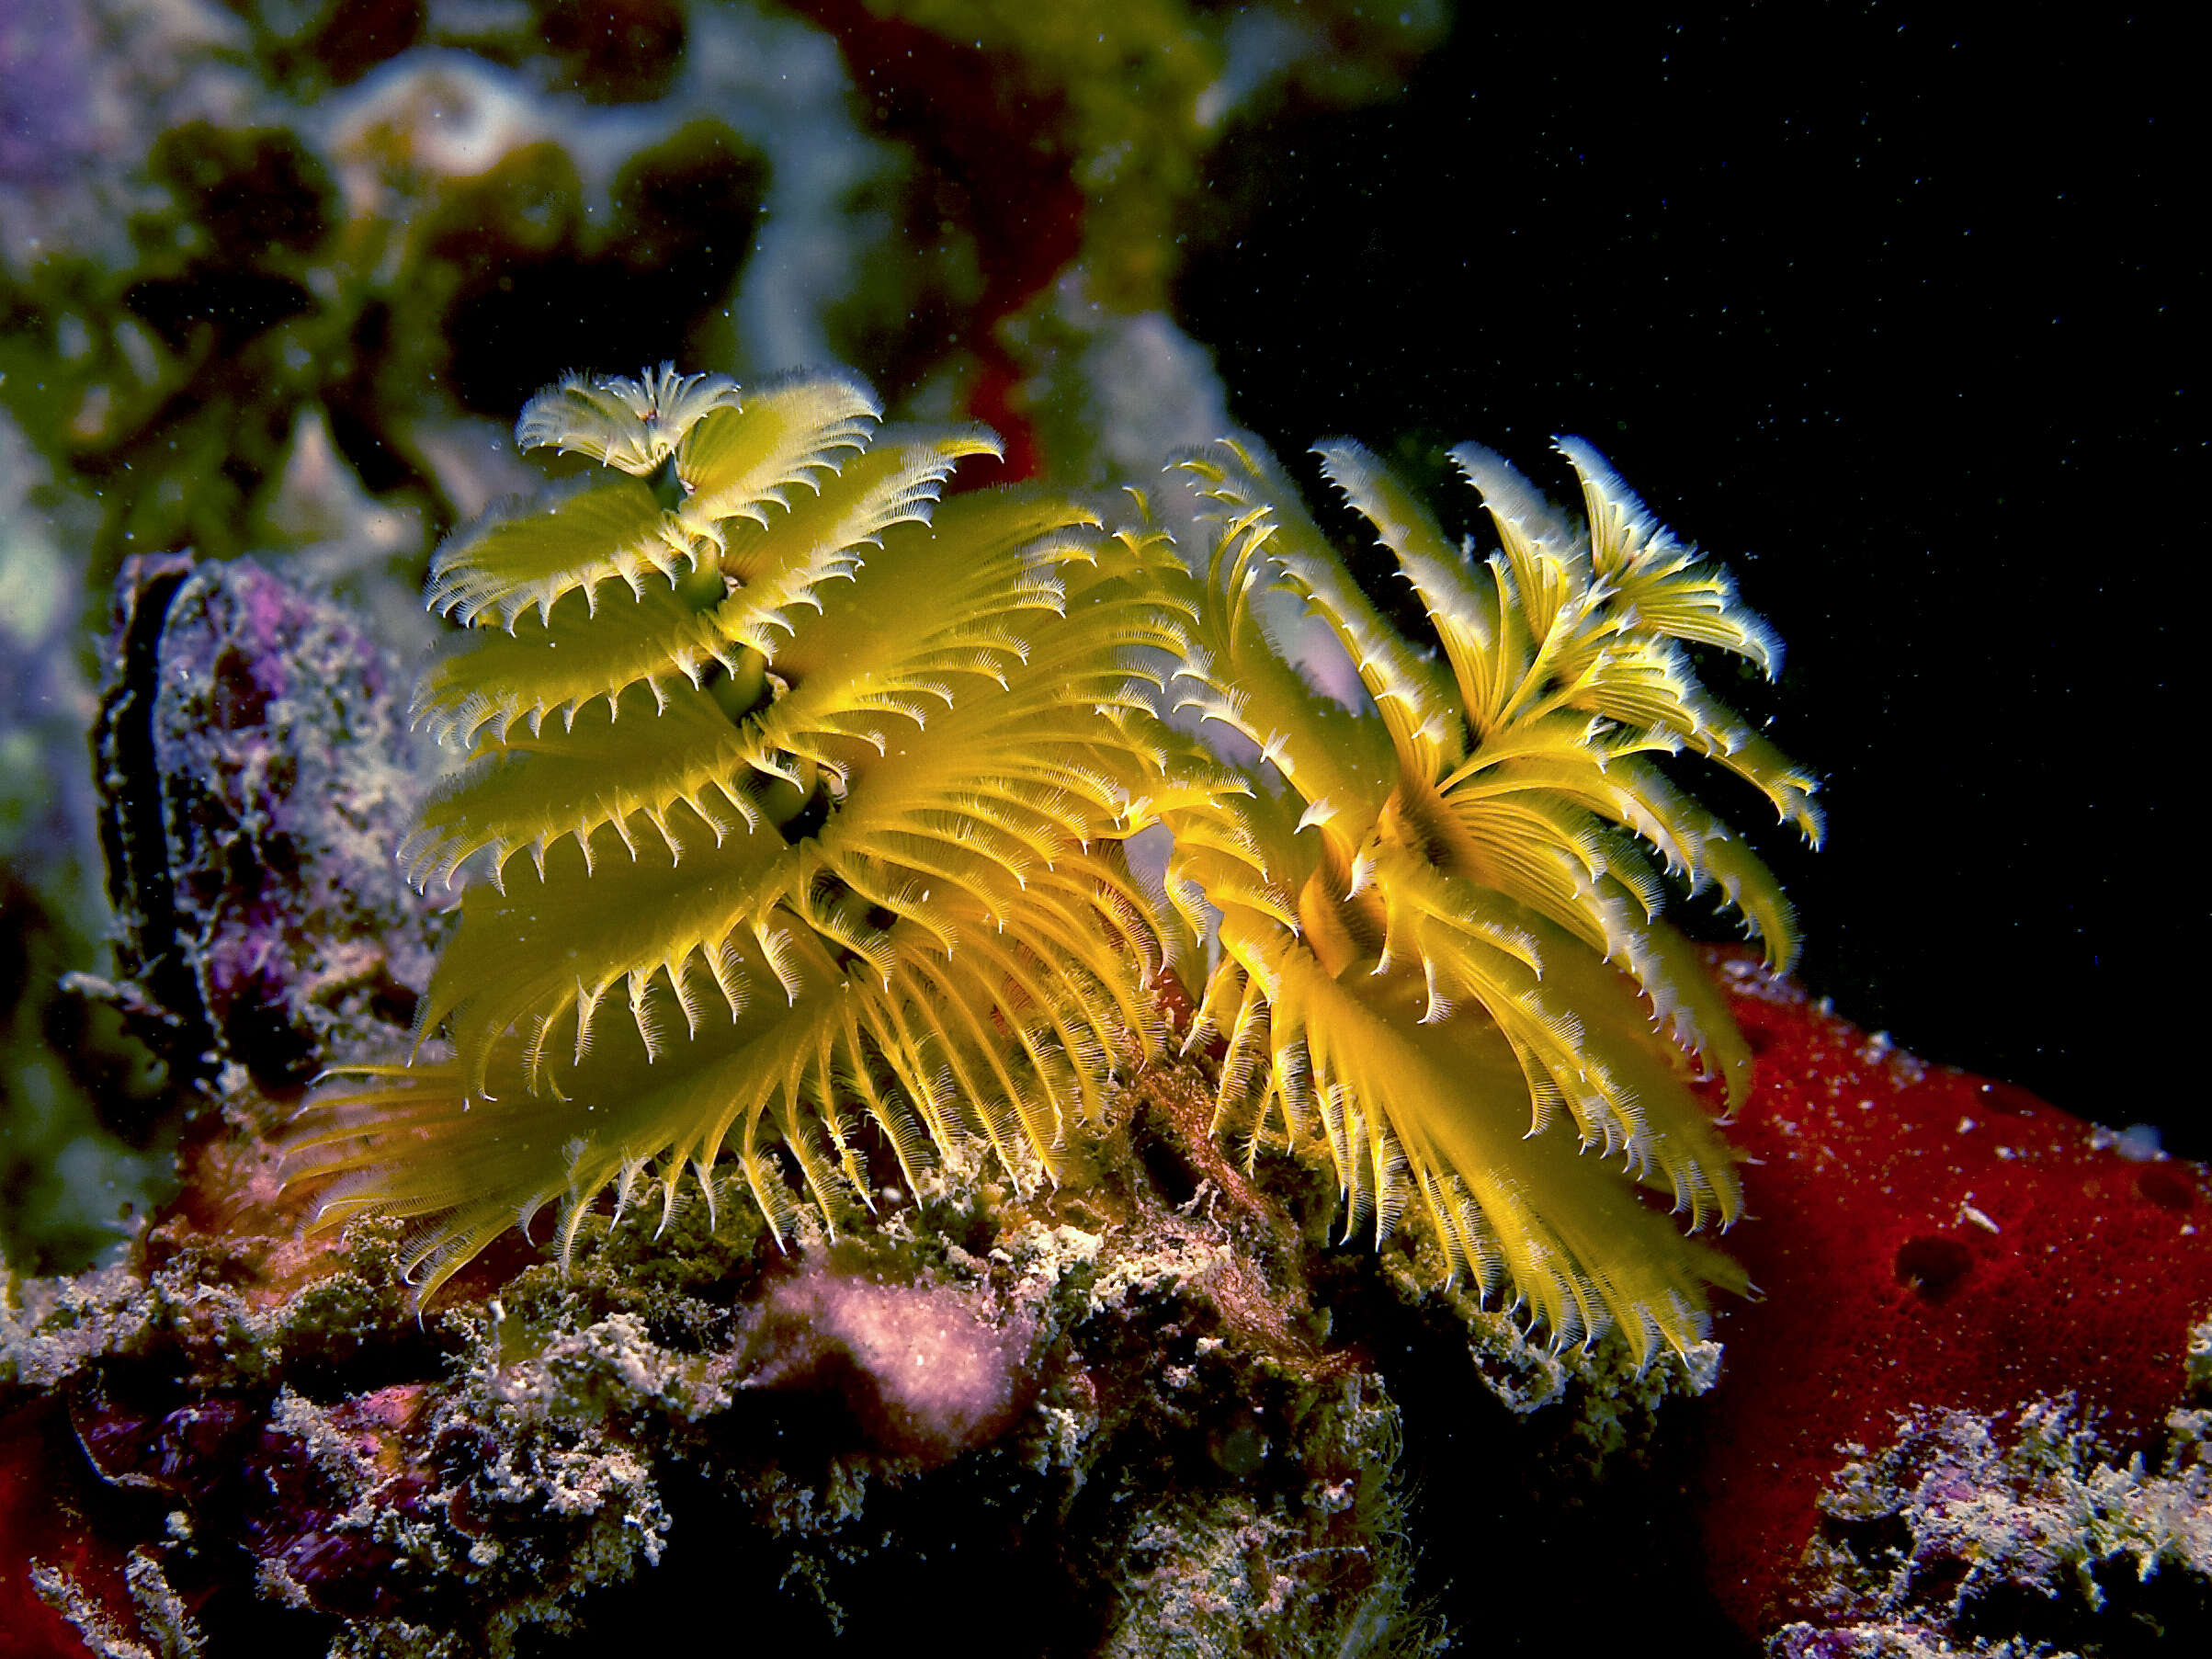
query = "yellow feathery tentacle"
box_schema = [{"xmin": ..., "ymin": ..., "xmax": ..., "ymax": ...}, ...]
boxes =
[{"xmin": 513, "ymin": 362, "xmax": 744, "ymax": 474}]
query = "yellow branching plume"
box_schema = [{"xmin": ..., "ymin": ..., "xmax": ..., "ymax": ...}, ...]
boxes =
[
  {"xmin": 288, "ymin": 362, "xmax": 1818, "ymax": 1364},
  {"xmin": 1163, "ymin": 435, "xmax": 1821, "ymax": 1364},
  {"xmin": 289, "ymin": 365, "xmax": 1219, "ymax": 1299}
]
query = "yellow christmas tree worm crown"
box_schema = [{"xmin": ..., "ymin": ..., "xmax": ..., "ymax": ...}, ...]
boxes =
[
  {"xmin": 1160, "ymin": 433, "xmax": 1820, "ymax": 1362},
  {"xmin": 287, "ymin": 363, "xmax": 1816, "ymax": 1367},
  {"xmin": 288, "ymin": 363, "xmax": 1220, "ymax": 1298}
]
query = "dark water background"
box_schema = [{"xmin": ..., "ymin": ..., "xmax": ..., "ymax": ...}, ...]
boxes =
[{"xmin": 1180, "ymin": 4, "xmax": 2203, "ymax": 1154}]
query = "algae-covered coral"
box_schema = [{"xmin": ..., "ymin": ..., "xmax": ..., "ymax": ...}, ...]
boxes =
[
  {"xmin": 290, "ymin": 361, "xmax": 1814, "ymax": 1362},
  {"xmin": 1781, "ymin": 1377, "xmax": 2212, "ymax": 1655}
]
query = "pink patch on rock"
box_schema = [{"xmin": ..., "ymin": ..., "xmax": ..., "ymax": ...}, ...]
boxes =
[
  {"xmin": 1692, "ymin": 949, "xmax": 2212, "ymax": 1637},
  {"xmin": 737, "ymin": 1258, "xmax": 1035, "ymax": 1464}
]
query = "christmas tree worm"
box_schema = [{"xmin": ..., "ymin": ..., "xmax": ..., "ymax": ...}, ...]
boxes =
[{"xmin": 288, "ymin": 364, "xmax": 1817, "ymax": 1363}]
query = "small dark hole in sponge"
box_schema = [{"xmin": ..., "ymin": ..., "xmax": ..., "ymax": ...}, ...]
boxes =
[
  {"xmin": 2134, "ymin": 1164, "xmax": 2195, "ymax": 1213},
  {"xmin": 1894, "ymin": 1234, "xmax": 1974, "ymax": 1301}
]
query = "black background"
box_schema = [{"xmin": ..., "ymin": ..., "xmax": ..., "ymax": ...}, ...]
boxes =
[{"xmin": 1179, "ymin": 4, "xmax": 2203, "ymax": 1152}]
